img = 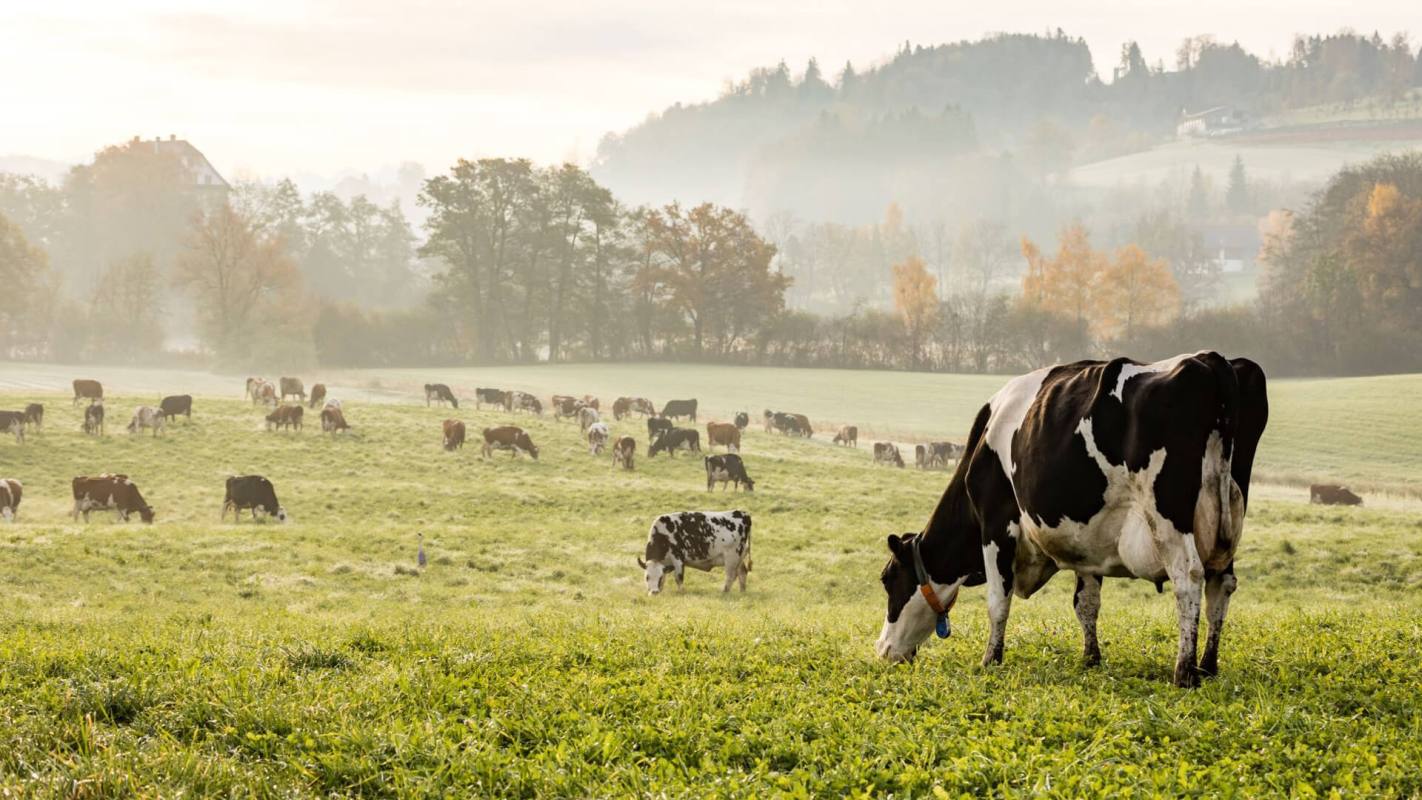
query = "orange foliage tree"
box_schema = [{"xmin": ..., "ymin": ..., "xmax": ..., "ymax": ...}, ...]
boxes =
[
  {"xmin": 892, "ymin": 255, "xmax": 938, "ymax": 369},
  {"xmin": 1098, "ymin": 244, "xmax": 1180, "ymax": 340}
]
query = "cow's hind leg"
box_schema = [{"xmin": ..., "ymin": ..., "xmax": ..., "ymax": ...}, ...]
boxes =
[
  {"xmin": 1073, "ymin": 574, "xmax": 1103, "ymax": 666},
  {"xmin": 1163, "ymin": 538, "xmax": 1205, "ymax": 688},
  {"xmin": 1199, "ymin": 563, "xmax": 1238, "ymax": 678},
  {"xmin": 721, "ymin": 556, "xmax": 740, "ymax": 593}
]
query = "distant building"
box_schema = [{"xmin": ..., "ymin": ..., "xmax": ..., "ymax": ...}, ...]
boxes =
[
  {"xmin": 1201, "ymin": 223, "xmax": 1259, "ymax": 273},
  {"xmin": 131, "ymin": 134, "xmax": 229, "ymax": 197},
  {"xmin": 1176, "ymin": 106, "xmax": 1248, "ymax": 139}
]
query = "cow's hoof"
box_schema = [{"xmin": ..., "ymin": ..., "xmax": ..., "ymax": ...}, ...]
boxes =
[
  {"xmin": 1198, "ymin": 657, "xmax": 1219, "ymax": 678},
  {"xmin": 1083, "ymin": 650, "xmax": 1102, "ymax": 668},
  {"xmin": 1172, "ymin": 665, "xmax": 1200, "ymax": 688}
]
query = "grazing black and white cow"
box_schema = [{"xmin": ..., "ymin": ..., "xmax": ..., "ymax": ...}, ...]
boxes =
[
  {"xmin": 222, "ymin": 475, "xmax": 288, "ymax": 522},
  {"xmin": 875, "ymin": 353, "xmax": 1268, "ymax": 688},
  {"xmin": 638, "ymin": 510, "xmax": 752, "ymax": 594},
  {"xmin": 705, "ymin": 454, "xmax": 755, "ymax": 492},
  {"xmin": 476, "ymin": 388, "xmax": 509, "ymax": 410},
  {"xmin": 0, "ymin": 411, "xmax": 24, "ymax": 444},
  {"xmin": 425, "ymin": 383, "xmax": 459, "ymax": 408},
  {"xmin": 0, "ymin": 478, "xmax": 21, "ymax": 522},
  {"xmin": 647, "ymin": 416, "xmax": 673, "ymax": 442},
  {"xmin": 648, "ymin": 428, "xmax": 700, "ymax": 458},
  {"xmin": 127, "ymin": 406, "xmax": 165, "ymax": 437},
  {"xmin": 873, "ymin": 442, "xmax": 904, "ymax": 468},
  {"xmin": 83, "ymin": 402, "xmax": 105, "ymax": 436}
]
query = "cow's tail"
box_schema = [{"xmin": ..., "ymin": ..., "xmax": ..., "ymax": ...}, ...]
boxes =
[{"xmin": 1201, "ymin": 352, "xmax": 1240, "ymax": 547}]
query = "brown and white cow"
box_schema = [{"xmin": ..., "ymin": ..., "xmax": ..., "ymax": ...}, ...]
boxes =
[
  {"xmin": 320, "ymin": 406, "xmax": 350, "ymax": 433},
  {"xmin": 482, "ymin": 426, "xmax": 539, "ymax": 460},
  {"xmin": 612, "ymin": 436, "xmax": 636, "ymax": 470},
  {"xmin": 266, "ymin": 404, "xmax": 304, "ymax": 431},
  {"xmin": 72, "ymin": 379, "xmax": 103, "ymax": 406},
  {"xmin": 834, "ymin": 425, "xmax": 858, "ymax": 447},
  {"xmin": 308, "ymin": 383, "xmax": 328, "ymax": 409},
  {"xmin": 706, "ymin": 421, "xmax": 741, "ymax": 453},
  {"xmin": 251, "ymin": 380, "xmax": 277, "ymax": 407},
  {"xmin": 0, "ymin": 478, "xmax": 21, "ymax": 522},
  {"xmin": 127, "ymin": 406, "xmax": 165, "ymax": 437},
  {"xmin": 551, "ymin": 395, "xmax": 580, "ymax": 420},
  {"xmin": 443, "ymin": 419, "xmax": 466, "ymax": 451},
  {"xmin": 72, "ymin": 474, "xmax": 155, "ymax": 524}
]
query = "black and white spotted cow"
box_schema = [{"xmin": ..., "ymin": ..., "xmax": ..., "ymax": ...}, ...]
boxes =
[
  {"xmin": 637, "ymin": 510, "xmax": 752, "ymax": 595},
  {"xmin": 875, "ymin": 353, "xmax": 1268, "ymax": 687}
]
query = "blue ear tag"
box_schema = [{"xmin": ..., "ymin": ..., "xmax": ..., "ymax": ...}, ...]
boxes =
[{"xmin": 935, "ymin": 614, "xmax": 950, "ymax": 639}]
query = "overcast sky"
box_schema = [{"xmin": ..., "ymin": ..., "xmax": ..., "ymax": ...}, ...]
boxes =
[{"xmin": 2, "ymin": 1, "xmax": 1416, "ymax": 181}]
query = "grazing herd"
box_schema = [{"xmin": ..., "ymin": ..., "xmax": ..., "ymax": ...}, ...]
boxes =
[{"xmin": 1, "ymin": 353, "xmax": 1286, "ymax": 686}]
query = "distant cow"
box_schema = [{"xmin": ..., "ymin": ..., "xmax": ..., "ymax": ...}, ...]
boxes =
[
  {"xmin": 266, "ymin": 404, "xmax": 304, "ymax": 431},
  {"xmin": 914, "ymin": 444, "xmax": 928, "ymax": 469},
  {"xmin": 476, "ymin": 388, "xmax": 509, "ymax": 410},
  {"xmin": 1310, "ymin": 483, "xmax": 1362, "ymax": 506},
  {"xmin": 874, "ymin": 442, "xmax": 905, "ymax": 468},
  {"xmin": 245, "ymin": 377, "xmax": 262, "ymax": 400},
  {"xmin": 0, "ymin": 478, "xmax": 21, "ymax": 522},
  {"xmin": 279, "ymin": 377, "xmax": 305, "ymax": 402},
  {"xmin": 578, "ymin": 406, "xmax": 601, "ymax": 432},
  {"xmin": 762, "ymin": 409, "xmax": 775, "ymax": 433},
  {"xmin": 222, "ymin": 475, "xmax": 288, "ymax": 523},
  {"xmin": 72, "ymin": 474, "xmax": 154, "ymax": 524},
  {"xmin": 789, "ymin": 413, "xmax": 813, "ymax": 438},
  {"xmin": 0, "ymin": 411, "xmax": 24, "ymax": 444},
  {"xmin": 83, "ymin": 402, "xmax": 105, "ymax": 436},
  {"xmin": 649, "ymin": 428, "xmax": 700, "ymax": 458},
  {"xmin": 513, "ymin": 392, "xmax": 542, "ymax": 415},
  {"xmin": 23, "ymin": 403, "xmax": 43, "ymax": 431},
  {"xmin": 834, "ymin": 425, "xmax": 858, "ymax": 447},
  {"xmin": 426, "ymin": 383, "xmax": 459, "ymax": 408},
  {"xmin": 734, "ymin": 412, "xmax": 749, "ymax": 431},
  {"xmin": 72, "ymin": 379, "xmax": 103, "ymax": 406},
  {"xmin": 320, "ymin": 406, "xmax": 350, "ymax": 433},
  {"xmin": 308, "ymin": 383, "xmax": 328, "ymax": 409},
  {"xmin": 647, "ymin": 416, "xmax": 673, "ymax": 442},
  {"xmin": 482, "ymin": 426, "xmax": 539, "ymax": 460},
  {"xmin": 706, "ymin": 421, "xmax": 741, "ymax": 452},
  {"xmin": 581, "ymin": 395, "xmax": 601, "ymax": 411},
  {"xmin": 929, "ymin": 441, "xmax": 963, "ymax": 467},
  {"xmin": 613, "ymin": 397, "xmax": 634, "ymax": 419},
  {"xmin": 159, "ymin": 394, "xmax": 192, "ymax": 421},
  {"xmin": 705, "ymin": 454, "xmax": 755, "ymax": 493},
  {"xmin": 252, "ymin": 380, "xmax": 277, "ymax": 406},
  {"xmin": 612, "ymin": 436, "xmax": 636, "ymax": 470},
  {"xmin": 638, "ymin": 510, "xmax": 752, "ymax": 595},
  {"xmin": 443, "ymin": 419, "xmax": 466, "ymax": 451},
  {"xmin": 661, "ymin": 399, "xmax": 698, "ymax": 422},
  {"xmin": 587, "ymin": 421, "xmax": 610, "ymax": 455},
  {"xmin": 551, "ymin": 395, "xmax": 580, "ymax": 420},
  {"xmin": 127, "ymin": 406, "xmax": 165, "ymax": 437}
]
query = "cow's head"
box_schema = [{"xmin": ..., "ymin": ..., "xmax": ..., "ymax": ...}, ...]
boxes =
[
  {"xmin": 636, "ymin": 555, "xmax": 678, "ymax": 595},
  {"xmin": 742, "ymin": 476, "xmax": 755, "ymax": 493},
  {"xmin": 274, "ymin": 506, "xmax": 289, "ymax": 523},
  {"xmin": 876, "ymin": 533, "xmax": 958, "ymax": 663},
  {"xmin": 139, "ymin": 506, "xmax": 156, "ymax": 524}
]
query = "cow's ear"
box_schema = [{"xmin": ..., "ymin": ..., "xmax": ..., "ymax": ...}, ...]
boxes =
[{"xmin": 886, "ymin": 534, "xmax": 909, "ymax": 562}]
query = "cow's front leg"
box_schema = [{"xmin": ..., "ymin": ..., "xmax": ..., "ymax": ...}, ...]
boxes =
[
  {"xmin": 982, "ymin": 538, "xmax": 1015, "ymax": 666},
  {"xmin": 1199, "ymin": 563, "xmax": 1237, "ymax": 677},
  {"xmin": 1164, "ymin": 542, "xmax": 1205, "ymax": 688},
  {"xmin": 1073, "ymin": 574, "xmax": 1103, "ymax": 666}
]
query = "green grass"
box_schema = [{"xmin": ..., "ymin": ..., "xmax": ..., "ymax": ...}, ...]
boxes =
[{"xmin": 1, "ymin": 372, "xmax": 1421, "ymax": 796}]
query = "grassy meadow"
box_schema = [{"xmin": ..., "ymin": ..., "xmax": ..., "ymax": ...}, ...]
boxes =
[{"xmin": 1, "ymin": 365, "xmax": 1421, "ymax": 796}]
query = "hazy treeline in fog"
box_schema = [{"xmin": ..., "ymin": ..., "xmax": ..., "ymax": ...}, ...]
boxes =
[{"xmin": 1, "ymin": 30, "xmax": 1419, "ymax": 376}]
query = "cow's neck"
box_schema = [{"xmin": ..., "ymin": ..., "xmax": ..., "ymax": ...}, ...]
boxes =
[{"xmin": 918, "ymin": 471, "xmax": 987, "ymax": 587}]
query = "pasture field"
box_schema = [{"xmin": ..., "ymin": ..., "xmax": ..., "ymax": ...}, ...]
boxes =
[{"xmin": 0, "ymin": 370, "xmax": 1421, "ymax": 796}]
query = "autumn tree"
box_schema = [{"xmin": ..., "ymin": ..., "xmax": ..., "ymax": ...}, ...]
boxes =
[
  {"xmin": 0, "ymin": 211, "xmax": 50, "ymax": 354},
  {"xmin": 1097, "ymin": 244, "xmax": 1181, "ymax": 340},
  {"xmin": 91, "ymin": 253, "xmax": 165, "ymax": 357},
  {"xmin": 1020, "ymin": 222, "xmax": 1106, "ymax": 328},
  {"xmin": 892, "ymin": 255, "xmax": 938, "ymax": 369},
  {"xmin": 1344, "ymin": 182, "xmax": 1422, "ymax": 337},
  {"xmin": 176, "ymin": 203, "xmax": 306, "ymax": 366}
]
